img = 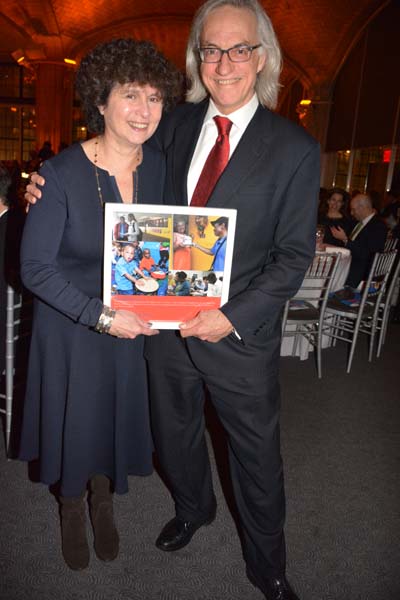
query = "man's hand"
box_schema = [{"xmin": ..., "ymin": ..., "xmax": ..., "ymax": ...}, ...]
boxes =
[
  {"xmin": 180, "ymin": 309, "xmax": 234, "ymax": 343},
  {"xmin": 25, "ymin": 172, "xmax": 44, "ymax": 207},
  {"xmin": 109, "ymin": 310, "xmax": 159, "ymax": 339},
  {"xmin": 330, "ymin": 225, "xmax": 347, "ymax": 242}
]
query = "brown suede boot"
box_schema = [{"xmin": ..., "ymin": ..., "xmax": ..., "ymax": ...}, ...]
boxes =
[
  {"xmin": 89, "ymin": 475, "xmax": 119, "ymax": 561},
  {"xmin": 59, "ymin": 494, "xmax": 90, "ymax": 570}
]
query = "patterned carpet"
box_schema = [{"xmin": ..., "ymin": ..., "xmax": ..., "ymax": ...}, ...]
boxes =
[{"xmin": 1, "ymin": 325, "xmax": 399, "ymax": 600}]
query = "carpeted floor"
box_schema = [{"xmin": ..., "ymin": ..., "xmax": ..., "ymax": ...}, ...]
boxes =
[{"xmin": 1, "ymin": 325, "xmax": 399, "ymax": 600}]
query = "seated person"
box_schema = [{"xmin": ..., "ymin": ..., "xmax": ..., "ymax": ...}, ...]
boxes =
[
  {"xmin": 319, "ymin": 187, "xmax": 352, "ymax": 246},
  {"xmin": 132, "ymin": 240, "xmax": 143, "ymax": 262},
  {"xmin": 331, "ymin": 192, "xmax": 387, "ymax": 288},
  {"xmin": 169, "ymin": 271, "xmax": 190, "ymax": 296},
  {"xmin": 206, "ymin": 272, "xmax": 223, "ymax": 297},
  {"xmin": 139, "ymin": 248, "xmax": 156, "ymax": 276}
]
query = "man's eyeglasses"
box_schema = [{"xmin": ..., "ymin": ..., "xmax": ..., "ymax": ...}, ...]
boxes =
[{"xmin": 198, "ymin": 44, "xmax": 262, "ymax": 63}]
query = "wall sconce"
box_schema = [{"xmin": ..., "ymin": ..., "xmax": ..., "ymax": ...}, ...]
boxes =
[
  {"xmin": 296, "ymin": 99, "xmax": 313, "ymax": 120},
  {"xmin": 11, "ymin": 49, "xmax": 25, "ymax": 64}
]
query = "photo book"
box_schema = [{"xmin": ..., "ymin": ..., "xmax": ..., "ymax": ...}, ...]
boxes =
[{"xmin": 103, "ymin": 204, "xmax": 237, "ymax": 329}]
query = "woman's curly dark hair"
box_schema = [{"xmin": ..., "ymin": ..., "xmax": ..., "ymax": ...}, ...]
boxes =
[{"xmin": 76, "ymin": 38, "xmax": 183, "ymax": 134}]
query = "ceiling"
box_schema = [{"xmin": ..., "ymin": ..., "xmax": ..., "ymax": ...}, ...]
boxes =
[{"xmin": 0, "ymin": 0, "xmax": 391, "ymax": 103}]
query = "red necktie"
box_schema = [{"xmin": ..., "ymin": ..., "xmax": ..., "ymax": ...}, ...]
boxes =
[{"xmin": 190, "ymin": 116, "xmax": 233, "ymax": 207}]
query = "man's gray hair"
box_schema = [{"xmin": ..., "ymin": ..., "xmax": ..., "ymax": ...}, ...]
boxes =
[
  {"xmin": 354, "ymin": 193, "xmax": 373, "ymax": 210},
  {"xmin": 186, "ymin": 0, "xmax": 282, "ymax": 109}
]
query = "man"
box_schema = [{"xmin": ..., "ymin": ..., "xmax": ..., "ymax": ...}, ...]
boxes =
[
  {"xmin": 192, "ymin": 215, "xmax": 228, "ymax": 271},
  {"xmin": 26, "ymin": 2, "xmax": 319, "ymax": 597},
  {"xmin": 113, "ymin": 215, "xmax": 128, "ymax": 241},
  {"xmin": 331, "ymin": 192, "xmax": 387, "ymax": 288},
  {"xmin": 146, "ymin": 2, "xmax": 319, "ymax": 599}
]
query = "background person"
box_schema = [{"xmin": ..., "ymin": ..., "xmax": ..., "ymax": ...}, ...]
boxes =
[
  {"xmin": 19, "ymin": 38, "xmax": 181, "ymax": 571},
  {"xmin": 319, "ymin": 187, "xmax": 352, "ymax": 246},
  {"xmin": 331, "ymin": 192, "xmax": 388, "ymax": 288},
  {"xmin": 0, "ymin": 163, "xmax": 12, "ymax": 377}
]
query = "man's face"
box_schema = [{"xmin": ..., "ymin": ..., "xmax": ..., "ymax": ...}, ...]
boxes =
[
  {"xmin": 213, "ymin": 223, "xmax": 226, "ymax": 237},
  {"xmin": 199, "ymin": 6, "xmax": 266, "ymax": 115}
]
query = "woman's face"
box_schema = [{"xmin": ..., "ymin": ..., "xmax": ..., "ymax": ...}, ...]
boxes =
[
  {"xmin": 176, "ymin": 221, "xmax": 186, "ymax": 233},
  {"xmin": 327, "ymin": 193, "xmax": 344, "ymax": 211},
  {"xmin": 99, "ymin": 82, "xmax": 163, "ymax": 147}
]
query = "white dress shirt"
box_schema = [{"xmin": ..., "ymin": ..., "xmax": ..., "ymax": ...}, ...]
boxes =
[
  {"xmin": 350, "ymin": 212, "xmax": 375, "ymax": 241},
  {"xmin": 187, "ymin": 94, "xmax": 259, "ymax": 203}
]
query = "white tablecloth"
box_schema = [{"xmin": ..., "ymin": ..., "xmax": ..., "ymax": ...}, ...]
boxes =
[{"xmin": 280, "ymin": 246, "xmax": 351, "ymax": 359}]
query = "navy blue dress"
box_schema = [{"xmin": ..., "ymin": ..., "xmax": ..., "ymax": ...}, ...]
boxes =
[{"xmin": 19, "ymin": 142, "xmax": 165, "ymax": 496}]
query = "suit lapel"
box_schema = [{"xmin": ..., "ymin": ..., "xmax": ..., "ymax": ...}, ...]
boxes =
[
  {"xmin": 171, "ymin": 102, "xmax": 208, "ymax": 206},
  {"xmin": 207, "ymin": 105, "xmax": 272, "ymax": 208}
]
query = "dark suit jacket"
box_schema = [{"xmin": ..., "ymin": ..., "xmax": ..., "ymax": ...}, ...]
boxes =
[
  {"xmin": 345, "ymin": 215, "xmax": 388, "ymax": 287},
  {"xmin": 157, "ymin": 101, "xmax": 320, "ymax": 350}
]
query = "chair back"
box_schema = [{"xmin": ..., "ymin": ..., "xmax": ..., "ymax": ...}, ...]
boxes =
[
  {"xmin": 282, "ymin": 253, "xmax": 341, "ymax": 329},
  {"xmin": 368, "ymin": 250, "xmax": 397, "ymax": 296},
  {"xmin": 384, "ymin": 236, "xmax": 398, "ymax": 251},
  {"xmin": 350, "ymin": 250, "xmax": 398, "ymax": 320},
  {"xmin": 294, "ymin": 252, "xmax": 341, "ymax": 305}
]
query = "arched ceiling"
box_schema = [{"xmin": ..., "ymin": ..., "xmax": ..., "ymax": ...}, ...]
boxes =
[{"xmin": 0, "ymin": 0, "xmax": 390, "ymax": 102}]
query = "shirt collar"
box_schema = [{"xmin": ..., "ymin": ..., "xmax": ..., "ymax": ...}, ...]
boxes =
[
  {"xmin": 361, "ymin": 212, "xmax": 375, "ymax": 226},
  {"xmin": 204, "ymin": 94, "xmax": 259, "ymax": 132}
]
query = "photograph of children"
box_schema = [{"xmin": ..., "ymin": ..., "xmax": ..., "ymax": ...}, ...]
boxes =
[
  {"xmin": 114, "ymin": 243, "xmax": 147, "ymax": 295},
  {"xmin": 111, "ymin": 239, "xmax": 170, "ymax": 297}
]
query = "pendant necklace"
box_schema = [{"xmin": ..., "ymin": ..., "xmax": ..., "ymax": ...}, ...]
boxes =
[{"xmin": 93, "ymin": 137, "xmax": 142, "ymax": 207}]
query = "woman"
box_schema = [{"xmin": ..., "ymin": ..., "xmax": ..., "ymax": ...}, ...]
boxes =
[
  {"xmin": 172, "ymin": 217, "xmax": 192, "ymax": 269},
  {"xmin": 19, "ymin": 39, "xmax": 181, "ymax": 570},
  {"xmin": 319, "ymin": 187, "xmax": 352, "ymax": 246},
  {"xmin": 127, "ymin": 213, "xmax": 141, "ymax": 242}
]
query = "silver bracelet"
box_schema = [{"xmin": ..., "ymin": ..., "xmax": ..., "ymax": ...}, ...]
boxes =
[{"xmin": 94, "ymin": 305, "xmax": 116, "ymax": 334}]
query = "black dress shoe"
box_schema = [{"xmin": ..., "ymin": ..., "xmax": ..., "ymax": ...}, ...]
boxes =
[
  {"xmin": 155, "ymin": 506, "xmax": 216, "ymax": 552},
  {"xmin": 247, "ymin": 567, "xmax": 300, "ymax": 600}
]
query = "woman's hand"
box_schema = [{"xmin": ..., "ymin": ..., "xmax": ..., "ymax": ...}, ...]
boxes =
[
  {"xmin": 330, "ymin": 225, "xmax": 347, "ymax": 243},
  {"xmin": 109, "ymin": 310, "xmax": 159, "ymax": 338},
  {"xmin": 25, "ymin": 172, "xmax": 45, "ymax": 207}
]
